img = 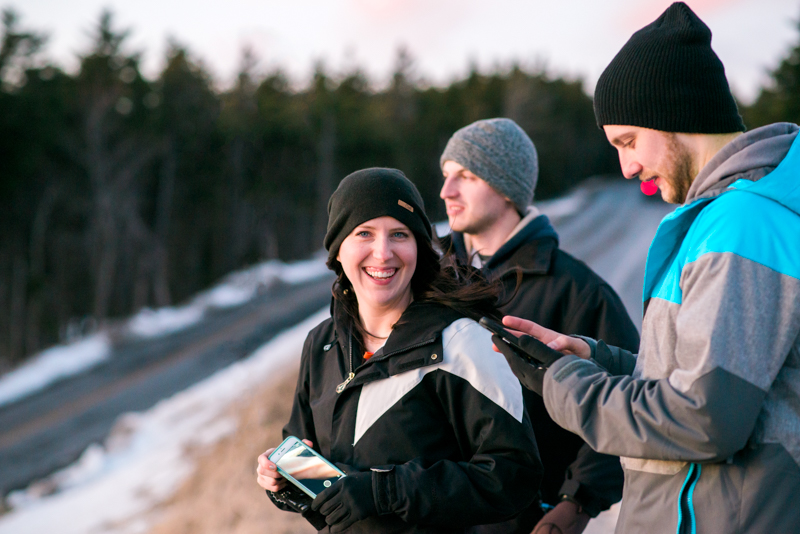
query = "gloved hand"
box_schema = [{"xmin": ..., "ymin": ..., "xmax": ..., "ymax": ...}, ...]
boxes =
[
  {"xmin": 311, "ymin": 471, "xmax": 376, "ymax": 532},
  {"xmin": 267, "ymin": 484, "xmax": 312, "ymax": 512},
  {"xmin": 533, "ymin": 500, "xmax": 590, "ymax": 534},
  {"xmin": 492, "ymin": 334, "xmax": 565, "ymax": 395},
  {"xmin": 513, "ymin": 333, "xmax": 567, "ymax": 367}
]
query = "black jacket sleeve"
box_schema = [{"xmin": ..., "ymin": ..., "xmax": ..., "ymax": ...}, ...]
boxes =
[
  {"xmin": 282, "ymin": 333, "xmax": 320, "ymax": 445},
  {"xmin": 269, "ymin": 333, "xmax": 327, "ymax": 529}
]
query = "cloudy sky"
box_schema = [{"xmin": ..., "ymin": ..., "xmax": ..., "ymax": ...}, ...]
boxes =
[{"xmin": 15, "ymin": 0, "xmax": 800, "ymax": 102}]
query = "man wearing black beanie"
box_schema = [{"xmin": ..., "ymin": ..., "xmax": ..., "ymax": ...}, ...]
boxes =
[{"xmin": 498, "ymin": 3, "xmax": 800, "ymax": 533}]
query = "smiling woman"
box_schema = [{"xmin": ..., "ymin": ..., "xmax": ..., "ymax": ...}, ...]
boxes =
[
  {"xmin": 335, "ymin": 216, "xmax": 417, "ymax": 351},
  {"xmin": 255, "ymin": 167, "xmax": 544, "ymax": 533}
]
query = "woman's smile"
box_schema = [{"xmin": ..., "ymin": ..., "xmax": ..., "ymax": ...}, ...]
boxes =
[{"xmin": 364, "ymin": 267, "xmax": 398, "ymax": 281}]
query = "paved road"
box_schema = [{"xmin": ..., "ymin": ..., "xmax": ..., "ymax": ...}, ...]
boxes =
[
  {"xmin": 0, "ymin": 275, "xmax": 334, "ymax": 497},
  {"xmin": 543, "ymin": 178, "xmax": 673, "ymax": 330}
]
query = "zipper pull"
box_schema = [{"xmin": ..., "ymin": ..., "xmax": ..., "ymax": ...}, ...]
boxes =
[{"xmin": 336, "ymin": 372, "xmax": 355, "ymax": 394}]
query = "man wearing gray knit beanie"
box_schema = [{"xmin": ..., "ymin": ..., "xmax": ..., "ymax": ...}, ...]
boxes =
[
  {"xmin": 439, "ymin": 118, "xmax": 639, "ymax": 534},
  {"xmin": 501, "ymin": 3, "xmax": 800, "ymax": 533},
  {"xmin": 441, "ymin": 117, "xmax": 538, "ymax": 217}
]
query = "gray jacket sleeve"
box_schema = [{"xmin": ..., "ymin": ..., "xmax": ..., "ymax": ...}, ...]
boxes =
[
  {"xmin": 543, "ymin": 234, "xmax": 800, "ymax": 463},
  {"xmin": 542, "ymin": 355, "xmax": 767, "ymax": 462}
]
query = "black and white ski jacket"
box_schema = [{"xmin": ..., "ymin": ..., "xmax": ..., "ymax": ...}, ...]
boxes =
[{"xmin": 276, "ymin": 300, "xmax": 543, "ymax": 533}]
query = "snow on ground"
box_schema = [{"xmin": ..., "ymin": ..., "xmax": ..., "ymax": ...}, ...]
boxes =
[
  {"xmin": 0, "ymin": 334, "xmax": 111, "ymax": 408},
  {"xmin": 0, "ymin": 308, "xmax": 330, "ymax": 534},
  {"xmin": 0, "ymin": 253, "xmax": 329, "ymax": 408},
  {"xmin": 0, "ymin": 179, "xmax": 664, "ymax": 533},
  {"xmin": 125, "ymin": 252, "xmax": 330, "ymax": 338}
]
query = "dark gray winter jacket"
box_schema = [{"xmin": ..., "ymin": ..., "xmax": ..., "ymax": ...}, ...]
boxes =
[{"xmin": 442, "ymin": 214, "xmax": 639, "ymax": 532}]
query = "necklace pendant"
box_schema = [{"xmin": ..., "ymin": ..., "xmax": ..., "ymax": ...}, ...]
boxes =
[{"xmin": 336, "ymin": 372, "xmax": 355, "ymax": 394}]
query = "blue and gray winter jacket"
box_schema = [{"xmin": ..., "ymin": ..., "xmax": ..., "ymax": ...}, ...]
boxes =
[{"xmin": 542, "ymin": 123, "xmax": 800, "ymax": 534}]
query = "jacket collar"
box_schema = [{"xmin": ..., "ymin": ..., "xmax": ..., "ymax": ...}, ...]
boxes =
[
  {"xmin": 448, "ymin": 214, "xmax": 559, "ymax": 278},
  {"xmin": 685, "ymin": 123, "xmax": 798, "ymax": 204},
  {"xmin": 643, "ymin": 123, "xmax": 800, "ymax": 305},
  {"xmin": 330, "ymin": 298, "xmax": 464, "ymax": 381}
]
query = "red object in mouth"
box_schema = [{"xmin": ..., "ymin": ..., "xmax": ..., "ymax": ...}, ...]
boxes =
[{"xmin": 641, "ymin": 179, "xmax": 658, "ymax": 196}]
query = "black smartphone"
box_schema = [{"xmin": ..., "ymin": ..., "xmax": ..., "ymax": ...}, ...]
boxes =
[
  {"xmin": 480, "ymin": 316, "xmax": 567, "ymax": 368},
  {"xmin": 269, "ymin": 436, "xmax": 346, "ymax": 499},
  {"xmin": 478, "ymin": 317, "xmax": 562, "ymax": 369},
  {"xmin": 479, "ymin": 317, "xmax": 524, "ymax": 350}
]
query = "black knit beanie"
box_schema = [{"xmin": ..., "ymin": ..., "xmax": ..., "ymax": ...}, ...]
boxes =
[
  {"xmin": 594, "ymin": 2, "xmax": 744, "ymax": 133},
  {"xmin": 324, "ymin": 168, "xmax": 432, "ymax": 263}
]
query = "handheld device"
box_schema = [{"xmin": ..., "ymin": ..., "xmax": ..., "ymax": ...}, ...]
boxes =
[
  {"xmin": 479, "ymin": 316, "xmax": 559, "ymax": 367},
  {"xmin": 268, "ymin": 436, "xmax": 346, "ymax": 499},
  {"xmin": 479, "ymin": 317, "xmax": 524, "ymax": 352}
]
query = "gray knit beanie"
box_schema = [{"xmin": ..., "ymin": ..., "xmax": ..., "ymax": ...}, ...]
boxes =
[{"xmin": 439, "ymin": 118, "xmax": 538, "ymax": 213}]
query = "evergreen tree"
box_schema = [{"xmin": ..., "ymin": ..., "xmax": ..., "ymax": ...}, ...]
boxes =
[
  {"xmin": 742, "ymin": 15, "xmax": 800, "ymax": 127},
  {"xmin": 151, "ymin": 42, "xmax": 222, "ymax": 303}
]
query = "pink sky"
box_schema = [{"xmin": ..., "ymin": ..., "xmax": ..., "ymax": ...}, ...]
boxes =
[
  {"xmin": 625, "ymin": 0, "xmax": 745, "ymax": 28},
  {"xmin": 17, "ymin": 0, "xmax": 800, "ymax": 102}
]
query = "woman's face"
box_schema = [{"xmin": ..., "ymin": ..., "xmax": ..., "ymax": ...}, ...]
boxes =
[{"xmin": 337, "ymin": 216, "xmax": 417, "ymax": 315}]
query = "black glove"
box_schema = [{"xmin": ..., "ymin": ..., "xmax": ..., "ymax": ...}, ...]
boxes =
[
  {"xmin": 514, "ymin": 333, "xmax": 567, "ymax": 367},
  {"xmin": 311, "ymin": 471, "xmax": 376, "ymax": 532},
  {"xmin": 267, "ymin": 485, "xmax": 311, "ymax": 512},
  {"xmin": 266, "ymin": 487, "xmax": 328, "ymax": 530},
  {"xmin": 493, "ymin": 334, "xmax": 565, "ymax": 395}
]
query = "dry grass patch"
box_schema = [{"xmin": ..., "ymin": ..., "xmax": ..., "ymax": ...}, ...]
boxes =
[{"xmin": 147, "ymin": 364, "xmax": 315, "ymax": 534}]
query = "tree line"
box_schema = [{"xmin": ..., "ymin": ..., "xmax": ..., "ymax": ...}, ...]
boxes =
[{"xmin": 0, "ymin": 9, "xmax": 797, "ymax": 368}]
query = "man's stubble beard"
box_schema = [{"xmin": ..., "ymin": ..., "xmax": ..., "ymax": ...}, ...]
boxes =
[
  {"xmin": 662, "ymin": 134, "xmax": 696, "ymax": 204},
  {"xmin": 450, "ymin": 212, "xmax": 498, "ymax": 238}
]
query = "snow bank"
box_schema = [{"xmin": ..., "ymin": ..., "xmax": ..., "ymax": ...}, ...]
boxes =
[
  {"xmin": 0, "ymin": 334, "xmax": 110, "ymax": 408},
  {"xmin": 0, "ymin": 307, "xmax": 330, "ymax": 534},
  {"xmin": 126, "ymin": 253, "xmax": 329, "ymax": 338},
  {"xmin": 0, "ymin": 254, "xmax": 329, "ymax": 407}
]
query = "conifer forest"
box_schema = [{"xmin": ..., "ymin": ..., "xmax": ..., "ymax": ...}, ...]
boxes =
[{"xmin": 1, "ymin": 9, "xmax": 798, "ymax": 367}]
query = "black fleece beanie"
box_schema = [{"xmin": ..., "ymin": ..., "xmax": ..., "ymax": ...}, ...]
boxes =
[
  {"xmin": 594, "ymin": 2, "xmax": 745, "ymax": 133},
  {"xmin": 324, "ymin": 168, "xmax": 432, "ymax": 263}
]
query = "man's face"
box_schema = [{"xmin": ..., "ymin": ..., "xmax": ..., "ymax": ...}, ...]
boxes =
[
  {"xmin": 440, "ymin": 160, "xmax": 515, "ymax": 235},
  {"xmin": 604, "ymin": 125, "xmax": 696, "ymax": 204}
]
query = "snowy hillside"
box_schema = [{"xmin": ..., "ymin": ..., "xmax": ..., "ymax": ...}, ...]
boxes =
[{"xmin": 0, "ymin": 254, "xmax": 331, "ymax": 409}]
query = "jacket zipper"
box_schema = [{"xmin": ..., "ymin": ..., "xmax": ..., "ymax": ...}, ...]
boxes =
[
  {"xmin": 336, "ymin": 335, "xmax": 355, "ymax": 394},
  {"xmin": 676, "ymin": 463, "xmax": 701, "ymax": 534}
]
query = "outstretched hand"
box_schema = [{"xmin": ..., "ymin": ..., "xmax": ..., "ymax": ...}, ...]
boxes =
[
  {"xmin": 501, "ymin": 316, "xmax": 591, "ymax": 359},
  {"xmin": 492, "ymin": 316, "xmax": 591, "ymax": 395}
]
